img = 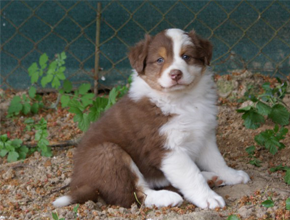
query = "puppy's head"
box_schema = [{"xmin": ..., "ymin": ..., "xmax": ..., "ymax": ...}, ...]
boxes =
[{"xmin": 128, "ymin": 29, "xmax": 212, "ymax": 92}]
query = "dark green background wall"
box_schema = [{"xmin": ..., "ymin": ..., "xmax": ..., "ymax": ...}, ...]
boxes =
[{"xmin": 1, "ymin": 0, "xmax": 290, "ymax": 90}]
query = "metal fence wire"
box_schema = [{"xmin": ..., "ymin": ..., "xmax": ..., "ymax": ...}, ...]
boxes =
[{"xmin": 1, "ymin": 0, "xmax": 290, "ymax": 91}]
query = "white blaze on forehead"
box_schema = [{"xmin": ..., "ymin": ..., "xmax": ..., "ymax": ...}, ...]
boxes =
[
  {"xmin": 157, "ymin": 28, "xmax": 198, "ymax": 90},
  {"xmin": 165, "ymin": 29, "xmax": 194, "ymax": 56}
]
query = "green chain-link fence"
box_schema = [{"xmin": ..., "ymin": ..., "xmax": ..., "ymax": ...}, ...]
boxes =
[{"xmin": 1, "ymin": 0, "xmax": 290, "ymax": 91}]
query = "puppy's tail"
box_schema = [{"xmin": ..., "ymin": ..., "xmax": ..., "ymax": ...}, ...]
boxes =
[{"xmin": 53, "ymin": 195, "xmax": 73, "ymax": 207}]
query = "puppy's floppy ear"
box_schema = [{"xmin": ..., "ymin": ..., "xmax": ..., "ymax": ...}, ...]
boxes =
[
  {"xmin": 188, "ymin": 30, "xmax": 213, "ymax": 66},
  {"xmin": 128, "ymin": 34, "xmax": 152, "ymax": 74}
]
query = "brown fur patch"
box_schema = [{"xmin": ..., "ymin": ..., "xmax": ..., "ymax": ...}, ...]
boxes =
[{"xmin": 69, "ymin": 96, "xmax": 171, "ymax": 207}]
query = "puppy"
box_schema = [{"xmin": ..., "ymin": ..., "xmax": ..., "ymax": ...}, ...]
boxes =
[{"xmin": 53, "ymin": 28, "xmax": 249, "ymax": 209}]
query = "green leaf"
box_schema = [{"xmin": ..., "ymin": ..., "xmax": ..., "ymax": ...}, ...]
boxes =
[
  {"xmin": 11, "ymin": 139, "xmax": 22, "ymax": 148},
  {"xmin": 268, "ymin": 104, "xmax": 290, "ymax": 126},
  {"xmin": 276, "ymin": 127, "xmax": 288, "ymax": 141},
  {"xmin": 60, "ymin": 51, "xmax": 67, "ymax": 60},
  {"xmin": 236, "ymin": 105, "xmax": 252, "ymax": 113},
  {"xmin": 81, "ymin": 93, "xmax": 94, "ymax": 107},
  {"xmin": 245, "ymin": 145, "xmax": 255, "ymax": 155},
  {"xmin": 0, "ymin": 134, "xmax": 8, "ymax": 142},
  {"xmin": 28, "ymin": 86, "xmax": 37, "ymax": 99},
  {"xmin": 285, "ymin": 169, "xmax": 290, "ymax": 185},
  {"xmin": 23, "ymin": 102, "xmax": 31, "ymax": 115},
  {"xmin": 261, "ymin": 199, "xmax": 274, "ymax": 208},
  {"xmin": 73, "ymin": 204, "xmax": 79, "ymax": 214},
  {"xmin": 41, "ymin": 74, "xmax": 53, "ymax": 88},
  {"xmin": 39, "ymin": 53, "xmax": 48, "ymax": 69},
  {"xmin": 76, "ymin": 113, "xmax": 91, "ymax": 132},
  {"xmin": 52, "ymin": 77, "xmax": 61, "ymax": 89},
  {"xmin": 68, "ymin": 99, "xmax": 84, "ymax": 114},
  {"xmin": 0, "ymin": 149, "xmax": 8, "ymax": 157},
  {"xmin": 227, "ymin": 215, "xmax": 240, "ymax": 220},
  {"xmin": 8, "ymin": 96, "xmax": 23, "ymax": 115},
  {"xmin": 31, "ymin": 103, "xmax": 39, "ymax": 114},
  {"xmin": 60, "ymin": 95, "xmax": 70, "ymax": 108},
  {"xmin": 7, "ymin": 151, "xmax": 19, "ymax": 162},
  {"xmin": 78, "ymin": 83, "xmax": 91, "ymax": 95},
  {"xmin": 18, "ymin": 146, "xmax": 29, "ymax": 159},
  {"xmin": 88, "ymin": 97, "xmax": 108, "ymax": 122},
  {"xmin": 249, "ymin": 158, "xmax": 261, "ymax": 167},
  {"xmin": 52, "ymin": 212, "xmax": 59, "ymax": 220},
  {"xmin": 256, "ymin": 101, "xmax": 272, "ymax": 116},
  {"xmin": 63, "ymin": 79, "xmax": 72, "ymax": 93},
  {"xmin": 286, "ymin": 198, "xmax": 290, "ymax": 210},
  {"xmin": 48, "ymin": 61, "xmax": 57, "ymax": 74},
  {"xmin": 57, "ymin": 71, "xmax": 66, "ymax": 80},
  {"xmin": 242, "ymin": 111, "xmax": 265, "ymax": 129},
  {"xmin": 270, "ymin": 164, "xmax": 287, "ymax": 172},
  {"xmin": 28, "ymin": 63, "xmax": 39, "ymax": 84},
  {"xmin": 255, "ymin": 130, "xmax": 280, "ymax": 155}
]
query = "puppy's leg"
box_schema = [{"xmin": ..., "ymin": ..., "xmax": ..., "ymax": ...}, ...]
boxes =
[
  {"xmin": 54, "ymin": 143, "xmax": 146, "ymax": 208},
  {"xmin": 160, "ymin": 150, "xmax": 225, "ymax": 209},
  {"xmin": 131, "ymin": 160, "xmax": 183, "ymax": 208},
  {"xmin": 196, "ymin": 131, "xmax": 250, "ymax": 185}
]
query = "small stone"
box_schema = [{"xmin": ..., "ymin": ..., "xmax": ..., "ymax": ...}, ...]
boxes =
[
  {"xmin": 2, "ymin": 168, "xmax": 15, "ymax": 180},
  {"xmin": 238, "ymin": 206, "xmax": 253, "ymax": 218},
  {"xmin": 34, "ymin": 151, "xmax": 41, "ymax": 159}
]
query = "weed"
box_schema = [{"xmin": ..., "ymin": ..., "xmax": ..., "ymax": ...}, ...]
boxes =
[
  {"xmin": 0, "ymin": 134, "xmax": 29, "ymax": 162},
  {"xmin": 261, "ymin": 198, "xmax": 274, "ymax": 208},
  {"xmin": 237, "ymin": 79, "xmax": 289, "ymax": 156}
]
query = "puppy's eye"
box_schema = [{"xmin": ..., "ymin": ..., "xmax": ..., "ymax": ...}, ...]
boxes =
[
  {"xmin": 182, "ymin": 55, "xmax": 191, "ymax": 61},
  {"xmin": 156, "ymin": 58, "xmax": 164, "ymax": 64}
]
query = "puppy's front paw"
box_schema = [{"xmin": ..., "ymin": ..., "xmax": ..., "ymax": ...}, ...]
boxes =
[
  {"xmin": 221, "ymin": 169, "xmax": 250, "ymax": 185},
  {"xmin": 202, "ymin": 171, "xmax": 225, "ymax": 188},
  {"xmin": 145, "ymin": 190, "xmax": 183, "ymax": 208},
  {"xmin": 190, "ymin": 190, "xmax": 225, "ymax": 209}
]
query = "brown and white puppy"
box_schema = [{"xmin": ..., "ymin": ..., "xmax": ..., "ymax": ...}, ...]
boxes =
[{"xmin": 53, "ymin": 28, "xmax": 249, "ymax": 209}]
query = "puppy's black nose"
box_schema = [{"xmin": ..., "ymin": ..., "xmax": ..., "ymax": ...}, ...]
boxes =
[{"xmin": 170, "ymin": 69, "xmax": 182, "ymax": 82}]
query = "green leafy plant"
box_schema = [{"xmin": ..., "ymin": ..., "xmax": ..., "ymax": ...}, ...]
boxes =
[
  {"xmin": 245, "ymin": 145, "xmax": 261, "ymax": 167},
  {"xmin": 254, "ymin": 125, "xmax": 288, "ymax": 155},
  {"xmin": 8, "ymin": 89, "xmax": 44, "ymax": 116},
  {"xmin": 269, "ymin": 165, "xmax": 290, "ymax": 185},
  {"xmin": 31, "ymin": 118, "xmax": 51, "ymax": 157},
  {"xmin": 8, "ymin": 52, "xmax": 67, "ymax": 117},
  {"xmin": 52, "ymin": 212, "xmax": 65, "ymax": 220},
  {"xmin": 237, "ymin": 79, "xmax": 289, "ymax": 156},
  {"xmin": 0, "ymin": 134, "xmax": 28, "ymax": 162},
  {"xmin": 261, "ymin": 198, "xmax": 274, "ymax": 208}
]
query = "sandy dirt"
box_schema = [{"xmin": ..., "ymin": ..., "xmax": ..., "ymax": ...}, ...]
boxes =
[{"xmin": 0, "ymin": 72, "xmax": 290, "ymax": 220}]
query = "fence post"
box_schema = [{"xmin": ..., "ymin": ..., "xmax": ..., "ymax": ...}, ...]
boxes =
[{"xmin": 94, "ymin": 2, "xmax": 101, "ymax": 96}]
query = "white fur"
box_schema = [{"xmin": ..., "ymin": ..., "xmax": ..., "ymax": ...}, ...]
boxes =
[
  {"xmin": 129, "ymin": 66, "xmax": 249, "ymax": 209},
  {"xmin": 53, "ymin": 195, "xmax": 72, "ymax": 207},
  {"xmin": 130, "ymin": 160, "xmax": 183, "ymax": 207},
  {"xmin": 158, "ymin": 29, "xmax": 200, "ymax": 89}
]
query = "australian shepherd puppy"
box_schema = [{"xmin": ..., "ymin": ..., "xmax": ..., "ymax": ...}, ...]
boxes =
[{"xmin": 53, "ymin": 28, "xmax": 249, "ymax": 209}]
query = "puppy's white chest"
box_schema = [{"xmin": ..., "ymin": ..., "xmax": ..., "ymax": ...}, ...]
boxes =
[{"xmin": 159, "ymin": 101, "xmax": 217, "ymax": 153}]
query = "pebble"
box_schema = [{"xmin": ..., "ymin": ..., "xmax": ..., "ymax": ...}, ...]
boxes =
[
  {"xmin": 238, "ymin": 206, "xmax": 253, "ymax": 218},
  {"xmin": 2, "ymin": 168, "xmax": 14, "ymax": 180}
]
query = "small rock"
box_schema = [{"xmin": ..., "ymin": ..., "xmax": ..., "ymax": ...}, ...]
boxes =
[
  {"xmin": 23, "ymin": 134, "xmax": 31, "ymax": 141},
  {"xmin": 130, "ymin": 203, "xmax": 139, "ymax": 214},
  {"xmin": 2, "ymin": 168, "xmax": 15, "ymax": 180},
  {"xmin": 46, "ymin": 114, "xmax": 52, "ymax": 120},
  {"xmin": 238, "ymin": 206, "xmax": 253, "ymax": 218},
  {"xmin": 34, "ymin": 151, "xmax": 41, "ymax": 159},
  {"xmin": 85, "ymin": 200, "xmax": 96, "ymax": 209}
]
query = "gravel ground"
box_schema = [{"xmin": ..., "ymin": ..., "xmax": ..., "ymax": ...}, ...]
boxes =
[{"xmin": 0, "ymin": 72, "xmax": 290, "ymax": 220}]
